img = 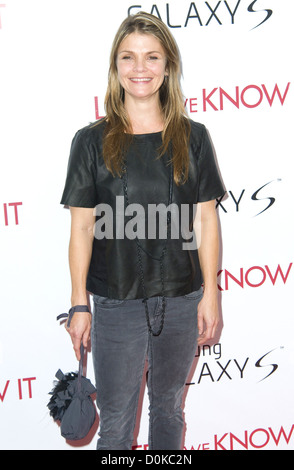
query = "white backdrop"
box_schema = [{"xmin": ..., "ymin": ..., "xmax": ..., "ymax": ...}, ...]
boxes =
[{"xmin": 0, "ymin": 0, "xmax": 293, "ymax": 450}]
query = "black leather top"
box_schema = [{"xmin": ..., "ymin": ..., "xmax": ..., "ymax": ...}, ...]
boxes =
[{"xmin": 61, "ymin": 119, "xmax": 225, "ymax": 299}]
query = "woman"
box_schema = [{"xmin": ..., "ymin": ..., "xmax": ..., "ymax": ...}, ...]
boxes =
[{"xmin": 61, "ymin": 12, "xmax": 225, "ymax": 450}]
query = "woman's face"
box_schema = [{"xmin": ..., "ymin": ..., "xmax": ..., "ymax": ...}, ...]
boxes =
[{"xmin": 116, "ymin": 32, "xmax": 168, "ymax": 106}]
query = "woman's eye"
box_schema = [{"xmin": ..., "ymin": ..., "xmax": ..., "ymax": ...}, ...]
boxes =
[{"xmin": 148, "ymin": 56, "xmax": 158, "ymax": 60}]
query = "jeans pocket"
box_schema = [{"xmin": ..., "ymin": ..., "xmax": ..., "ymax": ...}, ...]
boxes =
[{"xmin": 93, "ymin": 294, "xmax": 125, "ymax": 309}]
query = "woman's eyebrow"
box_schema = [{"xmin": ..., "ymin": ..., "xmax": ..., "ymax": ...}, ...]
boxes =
[{"xmin": 118, "ymin": 50, "xmax": 163, "ymax": 54}]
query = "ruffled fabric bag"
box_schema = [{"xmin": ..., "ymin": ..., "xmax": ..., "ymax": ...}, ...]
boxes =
[{"xmin": 47, "ymin": 307, "xmax": 97, "ymax": 440}]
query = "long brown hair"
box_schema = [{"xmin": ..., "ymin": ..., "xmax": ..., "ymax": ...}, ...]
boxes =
[{"xmin": 97, "ymin": 12, "xmax": 191, "ymax": 185}]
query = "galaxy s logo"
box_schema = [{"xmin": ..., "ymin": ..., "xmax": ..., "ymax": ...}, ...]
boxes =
[
  {"xmin": 248, "ymin": 0, "xmax": 273, "ymax": 30},
  {"xmin": 255, "ymin": 348, "xmax": 283, "ymax": 382},
  {"xmin": 187, "ymin": 344, "xmax": 283, "ymax": 386},
  {"xmin": 216, "ymin": 179, "xmax": 282, "ymax": 217},
  {"xmin": 128, "ymin": 2, "xmax": 274, "ymax": 30}
]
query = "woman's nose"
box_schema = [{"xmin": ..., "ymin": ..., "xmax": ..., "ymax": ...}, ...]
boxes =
[{"xmin": 133, "ymin": 56, "xmax": 147, "ymax": 72}]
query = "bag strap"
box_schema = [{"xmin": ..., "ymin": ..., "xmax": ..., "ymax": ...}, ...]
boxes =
[
  {"xmin": 57, "ymin": 305, "xmax": 91, "ymax": 327},
  {"xmin": 57, "ymin": 305, "xmax": 91, "ymax": 390}
]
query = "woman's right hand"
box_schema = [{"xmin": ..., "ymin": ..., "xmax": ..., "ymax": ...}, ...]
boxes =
[{"xmin": 65, "ymin": 311, "xmax": 92, "ymax": 361}]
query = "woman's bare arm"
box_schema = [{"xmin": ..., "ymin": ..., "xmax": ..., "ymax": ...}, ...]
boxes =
[
  {"xmin": 66, "ymin": 206, "xmax": 95, "ymax": 360},
  {"xmin": 195, "ymin": 200, "xmax": 220, "ymax": 345}
]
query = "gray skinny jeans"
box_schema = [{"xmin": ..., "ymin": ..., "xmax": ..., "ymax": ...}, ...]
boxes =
[{"xmin": 91, "ymin": 288, "xmax": 202, "ymax": 450}]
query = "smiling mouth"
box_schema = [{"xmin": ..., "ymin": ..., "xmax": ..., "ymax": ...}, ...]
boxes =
[{"xmin": 130, "ymin": 78, "xmax": 152, "ymax": 83}]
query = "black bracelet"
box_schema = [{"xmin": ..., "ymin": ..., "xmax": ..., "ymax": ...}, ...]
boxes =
[
  {"xmin": 69, "ymin": 305, "xmax": 91, "ymax": 314},
  {"xmin": 57, "ymin": 305, "xmax": 91, "ymax": 327}
]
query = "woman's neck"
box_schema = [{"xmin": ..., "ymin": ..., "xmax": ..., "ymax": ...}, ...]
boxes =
[{"xmin": 125, "ymin": 97, "xmax": 164, "ymax": 134}]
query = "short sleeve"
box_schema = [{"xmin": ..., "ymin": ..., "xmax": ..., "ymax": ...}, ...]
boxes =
[
  {"xmin": 60, "ymin": 130, "xmax": 98, "ymax": 208},
  {"xmin": 197, "ymin": 126, "xmax": 225, "ymax": 203}
]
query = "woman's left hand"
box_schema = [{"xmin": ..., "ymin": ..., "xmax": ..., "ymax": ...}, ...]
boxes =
[{"xmin": 197, "ymin": 291, "xmax": 219, "ymax": 345}]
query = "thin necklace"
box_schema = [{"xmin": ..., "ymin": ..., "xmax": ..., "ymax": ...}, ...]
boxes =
[{"xmin": 121, "ymin": 158, "xmax": 174, "ymax": 336}]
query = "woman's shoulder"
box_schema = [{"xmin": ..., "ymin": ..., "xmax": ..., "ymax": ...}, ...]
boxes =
[
  {"xmin": 188, "ymin": 118, "xmax": 206, "ymax": 135},
  {"xmin": 74, "ymin": 118, "xmax": 107, "ymax": 143},
  {"xmin": 187, "ymin": 118, "xmax": 207, "ymax": 148}
]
